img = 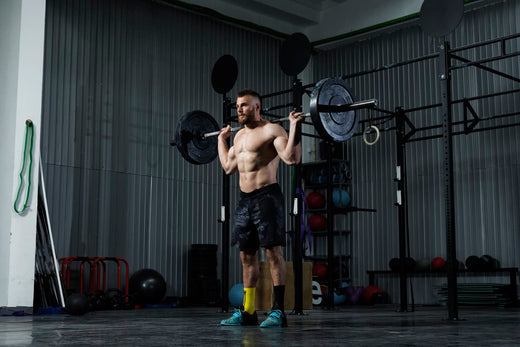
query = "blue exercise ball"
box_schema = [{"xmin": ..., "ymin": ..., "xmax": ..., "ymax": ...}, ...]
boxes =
[
  {"xmin": 334, "ymin": 281, "xmax": 349, "ymax": 305},
  {"xmin": 333, "ymin": 189, "xmax": 351, "ymax": 208},
  {"xmin": 228, "ymin": 283, "xmax": 244, "ymax": 308},
  {"xmin": 334, "ymin": 293, "xmax": 346, "ymax": 305}
]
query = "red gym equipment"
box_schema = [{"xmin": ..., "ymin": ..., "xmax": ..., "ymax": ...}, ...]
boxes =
[
  {"xmin": 306, "ymin": 192, "xmax": 325, "ymax": 209},
  {"xmin": 58, "ymin": 256, "xmax": 130, "ymax": 297}
]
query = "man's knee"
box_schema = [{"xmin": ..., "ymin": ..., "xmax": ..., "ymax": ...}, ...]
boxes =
[
  {"xmin": 240, "ymin": 250, "xmax": 258, "ymax": 265},
  {"xmin": 264, "ymin": 246, "xmax": 285, "ymax": 264}
]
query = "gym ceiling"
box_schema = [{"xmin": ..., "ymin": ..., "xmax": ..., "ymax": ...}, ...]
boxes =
[{"xmin": 156, "ymin": 0, "xmax": 497, "ymax": 47}]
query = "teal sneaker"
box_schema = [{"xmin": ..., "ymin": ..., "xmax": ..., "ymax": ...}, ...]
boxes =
[
  {"xmin": 220, "ymin": 309, "xmax": 258, "ymax": 326},
  {"xmin": 260, "ymin": 309, "xmax": 288, "ymax": 328}
]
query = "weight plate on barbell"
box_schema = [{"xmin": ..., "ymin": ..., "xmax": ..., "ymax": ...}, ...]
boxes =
[
  {"xmin": 175, "ymin": 110, "xmax": 219, "ymax": 165},
  {"xmin": 309, "ymin": 78, "xmax": 359, "ymax": 142}
]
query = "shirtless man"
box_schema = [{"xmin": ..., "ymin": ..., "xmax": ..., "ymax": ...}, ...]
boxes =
[{"xmin": 218, "ymin": 89, "xmax": 303, "ymax": 328}]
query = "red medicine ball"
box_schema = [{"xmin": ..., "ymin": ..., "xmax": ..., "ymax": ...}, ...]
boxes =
[
  {"xmin": 306, "ymin": 192, "xmax": 325, "ymax": 209},
  {"xmin": 431, "ymin": 257, "xmax": 446, "ymax": 270},
  {"xmin": 312, "ymin": 263, "xmax": 328, "ymax": 279},
  {"xmin": 309, "ymin": 214, "xmax": 327, "ymax": 231},
  {"xmin": 362, "ymin": 285, "xmax": 383, "ymax": 305}
]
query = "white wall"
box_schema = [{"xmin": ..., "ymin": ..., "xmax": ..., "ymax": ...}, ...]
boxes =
[
  {"xmin": 0, "ymin": 0, "xmax": 46, "ymax": 308},
  {"xmin": 0, "ymin": 0, "xmax": 21, "ymax": 308}
]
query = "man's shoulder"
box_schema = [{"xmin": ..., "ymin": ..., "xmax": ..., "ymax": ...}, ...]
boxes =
[{"xmin": 263, "ymin": 121, "xmax": 284, "ymax": 133}]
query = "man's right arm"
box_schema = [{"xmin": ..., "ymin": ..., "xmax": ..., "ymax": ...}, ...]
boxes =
[{"xmin": 218, "ymin": 126, "xmax": 238, "ymax": 175}]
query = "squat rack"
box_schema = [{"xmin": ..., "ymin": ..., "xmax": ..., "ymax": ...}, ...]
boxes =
[
  {"xmin": 218, "ymin": 32, "xmax": 520, "ymax": 318},
  {"xmin": 347, "ymin": 32, "xmax": 520, "ymax": 319}
]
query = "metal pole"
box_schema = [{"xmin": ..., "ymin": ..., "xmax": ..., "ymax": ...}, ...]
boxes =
[
  {"xmin": 221, "ymin": 94, "xmax": 231, "ymax": 312},
  {"xmin": 326, "ymin": 147, "xmax": 335, "ymax": 309},
  {"xmin": 291, "ymin": 77, "xmax": 304, "ymax": 314},
  {"xmin": 438, "ymin": 41, "xmax": 459, "ymax": 320},
  {"xmin": 395, "ymin": 107, "xmax": 408, "ymax": 312}
]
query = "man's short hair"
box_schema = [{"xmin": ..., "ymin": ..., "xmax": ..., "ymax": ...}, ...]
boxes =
[{"xmin": 237, "ymin": 89, "xmax": 261, "ymax": 105}]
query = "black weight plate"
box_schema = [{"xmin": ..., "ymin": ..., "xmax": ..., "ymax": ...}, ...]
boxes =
[
  {"xmin": 309, "ymin": 78, "xmax": 359, "ymax": 142},
  {"xmin": 175, "ymin": 110, "xmax": 219, "ymax": 165},
  {"xmin": 420, "ymin": 0, "xmax": 464, "ymax": 37},
  {"xmin": 211, "ymin": 55, "xmax": 238, "ymax": 94},
  {"xmin": 279, "ymin": 33, "xmax": 312, "ymax": 76}
]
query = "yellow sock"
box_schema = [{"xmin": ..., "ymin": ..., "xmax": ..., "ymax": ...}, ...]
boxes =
[{"xmin": 243, "ymin": 287, "xmax": 256, "ymax": 314}]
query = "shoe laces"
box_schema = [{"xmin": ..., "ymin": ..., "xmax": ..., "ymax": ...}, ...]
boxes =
[{"xmin": 267, "ymin": 309, "xmax": 282, "ymax": 319}]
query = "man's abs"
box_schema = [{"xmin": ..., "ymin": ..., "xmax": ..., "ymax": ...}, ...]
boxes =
[{"xmin": 239, "ymin": 167, "xmax": 278, "ymax": 193}]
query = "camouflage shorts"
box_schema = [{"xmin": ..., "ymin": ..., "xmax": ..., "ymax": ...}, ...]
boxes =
[{"xmin": 232, "ymin": 183, "xmax": 286, "ymax": 251}]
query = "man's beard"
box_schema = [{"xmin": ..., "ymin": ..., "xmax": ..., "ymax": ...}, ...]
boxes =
[{"xmin": 238, "ymin": 113, "xmax": 251, "ymax": 125}]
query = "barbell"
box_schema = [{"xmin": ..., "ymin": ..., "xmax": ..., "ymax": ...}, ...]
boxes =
[
  {"xmin": 171, "ymin": 77, "xmax": 378, "ymax": 165},
  {"xmin": 202, "ymin": 98, "xmax": 376, "ymax": 139}
]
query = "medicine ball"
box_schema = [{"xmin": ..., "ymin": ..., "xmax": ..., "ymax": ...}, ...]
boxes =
[
  {"xmin": 105, "ymin": 288, "xmax": 123, "ymax": 310},
  {"xmin": 389, "ymin": 257, "xmax": 415, "ymax": 272},
  {"xmin": 465, "ymin": 255, "xmax": 482, "ymax": 271},
  {"xmin": 228, "ymin": 283, "xmax": 244, "ymax": 308},
  {"xmin": 389, "ymin": 258, "xmax": 400, "ymax": 272},
  {"xmin": 362, "ymin": 285, "xmax": 383, "ymax": 305},
  {"xmin": 332, "ymin": 189, "xmax": 351, "ymax": 208},
  {"xmin": 306, "ymin": 192, "xmax": 325, "ymax": 209},
  {"xmin": 431, "ymin": 257, "xmax": 446, "ymax": 270},
  {"xmin": 480, "ymin": 255, "xmax": 499, "ymax": 271},
  {"xmin": 415, "ymin": 258, "xmax": 431, "ymax": 271},
  {"xmin": 312, "ymin": 263, "xmax": 327, "ymax": 279},
  {"xmin": 129, "ymin": 268, "xmax": 167, "ymax": 305},
  {"xmin": 309, "ymin": 214, "xmax": 327, "ymax": 231},
  {"xmin": 405, "ymin": 257, "xmax": 416, "ymax": 272},
  {"xmin": 87, "ymin": 290, "xmax": 108, "ymax": 311},
  {"xmin": 66, "ymin": 293, "xmax": 89, "ymax": 315}
]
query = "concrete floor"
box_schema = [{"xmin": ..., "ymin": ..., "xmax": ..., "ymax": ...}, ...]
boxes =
[{"xmin": 1, "ymin": 305, "xmax": 519, "ymax": 346}]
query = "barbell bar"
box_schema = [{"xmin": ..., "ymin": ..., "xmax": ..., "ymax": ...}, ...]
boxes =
[
  {"xmin": 199, "ymin": 98, "xmax": 378, "ymax": 139},
  {"xmin": 273, "ymin": 98, "xmax": 378, "ymax": 124}
]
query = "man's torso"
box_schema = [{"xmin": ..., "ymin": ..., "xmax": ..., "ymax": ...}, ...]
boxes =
[{"xmin": 234, "ymin": 122, "xmax": 280, "ymax": 193}]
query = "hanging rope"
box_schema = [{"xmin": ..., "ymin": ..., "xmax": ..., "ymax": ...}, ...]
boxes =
[{"xmin": 13, "ymin": 120, "xmax": 34, "ymax": 214}]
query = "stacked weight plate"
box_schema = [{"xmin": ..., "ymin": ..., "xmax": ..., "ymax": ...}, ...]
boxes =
[
  {"xmin": 435, "ymin": 283, "xmax": 516, "ymax": 308},
  {"xmin": 188, "ymin": 244, "xmax": 219, "ymax": 306}
]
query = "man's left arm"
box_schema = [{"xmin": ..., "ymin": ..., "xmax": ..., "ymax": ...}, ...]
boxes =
[{"xmin": 273, "ymin": 111, "xmax": 303, "ymax": 165}]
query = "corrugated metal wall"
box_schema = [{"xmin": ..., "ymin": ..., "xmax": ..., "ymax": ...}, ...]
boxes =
[
  {"xmin": 42, "ymin": 0, "xmax": 519, "ymax": 304},
  {"xmin": 314, "ymin": 0, "xmax": 520, "ymax": 304},
  {"xmin": 41, "ymin": 0, "xmax": 295, "ymax": 296}
]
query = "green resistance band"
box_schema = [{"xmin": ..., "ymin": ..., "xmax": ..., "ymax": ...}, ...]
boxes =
[{"xmin": 14, "ymin": 120, "xmax": 34, "ymax": 214}]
